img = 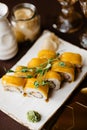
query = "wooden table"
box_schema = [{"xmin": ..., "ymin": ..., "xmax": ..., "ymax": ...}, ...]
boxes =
[{"xmin": 0, "ymin": 0, "xmax": 87, "ymax": 130}]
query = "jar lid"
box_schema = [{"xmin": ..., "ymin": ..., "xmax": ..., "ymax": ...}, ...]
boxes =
[
  {"xmin": 12, "ymin": 3, "xmax": 37, "ymax": 21},
  {"xmin": 0, "ymin": 2, "xmax": 8, "ymax": 18}
]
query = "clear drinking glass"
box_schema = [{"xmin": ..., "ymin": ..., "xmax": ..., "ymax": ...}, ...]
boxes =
[
  {"xmin": 53, "ymin": 0, "xmax": 83, "ymax": 33},
  {"xmin": 79, "ymin": 0, "xmax": 87, "ymax": 49}
]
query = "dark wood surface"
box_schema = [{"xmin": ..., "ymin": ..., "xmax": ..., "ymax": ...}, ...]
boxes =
[{"xmin": 0, "ymin": 0, "xmax": 87, "ymax": 130}]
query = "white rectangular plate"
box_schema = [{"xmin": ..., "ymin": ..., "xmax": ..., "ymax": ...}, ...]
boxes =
[{"xmin": 0, "ymin": 31, "xmax": 87, "ymax": 130}]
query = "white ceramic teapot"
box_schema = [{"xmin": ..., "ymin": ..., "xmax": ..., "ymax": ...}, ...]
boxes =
[{"xmin": 0, "ymin": 2, "xmax": 18, "ymax": 60}]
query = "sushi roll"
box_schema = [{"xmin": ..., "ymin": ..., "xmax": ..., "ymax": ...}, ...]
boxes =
[
  {"xmin": 24, "ymin": 78, "xmax": 49, "ymax": 100},
  {"xmin": 2, "ymin": 75, "xmax": 26, "ymax": 93},
  {"xmin": 60, "ymin": 52, "xmax": 82, "ymax": 68},
  {"xmin": 14, "ymin": 65, "xmax": 34, "ymax": 78},
  {"xmin": 38, "ymin": 49, "xmax": 56, "ymax": 59},
  {"xmin": 45, "ymin": 70, "xmax": 62, "ymax": 90},
  {"xmin": 52, "ymin": 60, "xmax": 75, "ymax": 82},
  {"xmin": 27, "ymin": 58, "xmax": 47, "ymax": 68}
]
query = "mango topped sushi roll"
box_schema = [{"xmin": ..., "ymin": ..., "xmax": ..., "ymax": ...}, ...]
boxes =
[
  {"xmin": 27, "ymin": 58, "xmax": 47, "ymax": 68},
  {"xmin": 52, "ymin": 60, "xmax": 75, "ymax": 82},
  {"xmin": 2, "ymin": 75, "xmax": 26, "ymax": 93},
  {"xmin": 45, "ymin": 70, "xmax": 62, "ymax": 90},
  {"xmin": 60, "ymin": 52, "xmax": 82, "ymax": 68},
  {"xmin": 38, "ymin": 49, "xmax": 56, "ymax": 59},
  {"xmin": 24, "ymin": 78, "xmax": 49, "ymax": 100}
]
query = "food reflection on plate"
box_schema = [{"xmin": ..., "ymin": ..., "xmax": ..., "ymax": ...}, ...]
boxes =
[{"xmin": 81, "ymin": 87, "xmax": 87, "ymax": 95}]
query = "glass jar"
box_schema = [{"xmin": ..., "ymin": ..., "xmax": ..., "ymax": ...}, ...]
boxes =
[{"xmin": 11, "ymin": 3, "xmax": 41, "ymax": 43}]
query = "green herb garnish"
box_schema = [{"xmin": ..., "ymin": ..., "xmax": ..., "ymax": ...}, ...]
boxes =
[
  {"xmin": 34, "ymin": 80, "xmax": 49, "ymax": 88},
  {"xmin": 7, "ymin": 70, "xmax": 15, "ymax": 73},
  {"xmin": 34, "ymin": 81, "xmax": 40, "ymax": 88},
  {"xmin": 7, "ymin": 55, "xmax": 59, "ymax": 80},
  {"xmin": 21, "ymin": 67, "xmax": 30, "ymax": 72},
  {"xmin": 58, "ymin": 61, "xmax": 65, "ymax": 67},
  {"xmin": 26, "ymin": 75, "xmax": 33, "ymax": 78}
]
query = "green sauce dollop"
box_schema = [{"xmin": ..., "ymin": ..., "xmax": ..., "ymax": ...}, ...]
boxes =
[{"xmin": 27, "ymin": 110, "xmax": 41, "ymax": 123}]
